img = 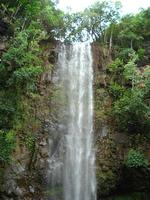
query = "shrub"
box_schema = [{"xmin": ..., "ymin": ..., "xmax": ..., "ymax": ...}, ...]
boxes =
[
  {"xmin": 0, "ymin": 130, "xmax": 15, "ymax": 163},
  {"xmin": 108, "ymin": 58, "xmax": 124, "ymax": 74},
  {"xmin": 125, "ymin": 149, "xmax": 148, "ymax": 168},
  {"xmin": 0, "ymin": 26, "xmax": 44, "ymax": 92},
  {"xmin": 0, "ymin": 91, "xmax": 19, "ymax": 129},
  {"xmin": 25, "ymin": 135, "xmax": 35, "ymax": 153},
  {"xmin": 137, "ymin": 48, "xmax": 145, "ymax": 60},
  {"xmin": 10, "ymin": 66, "xmax": 43, "ymax": 91},
  {"xmin": 109, "ymin": 55, "xmax": 150, "ymax": 135},
  {"xmin": 112, "ymin": 89, "xmax": 150, "ymax": 134},
  {"xmin": 118, "ymin": 48, "xmax": 135, "ymax": 63},
  {"xmin": 109, "ymin": 82, "xmax": 125, "ymax": 100}
]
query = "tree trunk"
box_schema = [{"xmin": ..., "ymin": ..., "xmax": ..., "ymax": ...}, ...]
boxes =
[
  {"xmin": 109, "ymin": 30, "xmax": 113, "ymax": 53},
  {"xmin": 130, "ymin": 39, "xmax": 133, "ymax": 49}
]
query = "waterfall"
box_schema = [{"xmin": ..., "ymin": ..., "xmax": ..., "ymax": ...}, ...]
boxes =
[{"xmin": 58, "ymin": 42, "xmax": 96, "ymax": 200}]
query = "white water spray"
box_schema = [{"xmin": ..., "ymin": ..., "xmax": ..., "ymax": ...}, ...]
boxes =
[{"xmin": 58, "ymin": 42, "xmax": 96, "ymax": 200}]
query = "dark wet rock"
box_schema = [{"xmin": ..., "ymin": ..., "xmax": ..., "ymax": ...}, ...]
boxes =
[{"xmin": 0, "ymin": 19, "xmax": 13, "ymax": 36}]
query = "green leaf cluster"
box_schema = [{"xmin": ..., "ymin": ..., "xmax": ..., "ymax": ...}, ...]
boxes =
[
  {"xmin": 0, "ymin": 130, "xmax": 15, "ymax": 163},
  {"xmin": 0, "ymin": 0, "xmax": 64, "ymax": 163},
  {"xmin": 25, "ymin": 135, "xmax": 35, "ymax": 153},
  {"xmin": 108, "ymin": 51, "xmax": 150, "ymax": 135},
  {"xmin": 106, "ymin": 8, "xmax": 150, "ymax": 51},
  {"xmin": 125, "ymin": 149, "xmax": 148, "ymax": 168},
  {"xmin": 112, "ymin": 89, "xmax": 150, "ymax": 134},
  {"xmin": 0, "ymin": 24, "xmax": 45, "ymax": 92},
  {"xmin": 0, "ymin": 0, "xmax": 64, "ymax": 38}
]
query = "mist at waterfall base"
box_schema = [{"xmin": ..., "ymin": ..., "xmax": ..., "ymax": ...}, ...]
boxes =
[{"xmin": 54, "ymin": 42, "xmax": 96, "ymax": 200}]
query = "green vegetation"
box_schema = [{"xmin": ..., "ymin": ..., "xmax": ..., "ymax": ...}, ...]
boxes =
[
  {"xmin": 108, "ymin": 51, "xmax": 150, "ymax": 135},
  {"xmin": 0, "ymin": 0, "xmax": 64, "ymax": 162},
  {"xmin": 0, "ymin": 0, "xmax": 150, "ymax": 198},
  {"xmin": 101, "ymin": 192, "xmax": 149, "ymax": 200},
  {"xmin": 108, "ymin": 9, "xmax": 150, "ymax": 50},
  {"xmin": 114, "ymin": 192, "xmax": 147, "ymax": 200},
  {"xmin": 0, "ymin": 27, "xmax": 44, "ymax": 92},
  {"xmin": 0, "ymin": 130, "xmax": 15, "ymax": 162},
  {"xmin": 25, "ymin": 134, "xmax": 35, "ymax": 153},
  {"xmin": 125, "ymin": 149, "xmax": 148, "ymax": 168}
]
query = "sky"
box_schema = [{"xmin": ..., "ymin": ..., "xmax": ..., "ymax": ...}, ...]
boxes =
[{"xmin": 58, "ymin": 0, "xmax": 150, "ymax": 15}]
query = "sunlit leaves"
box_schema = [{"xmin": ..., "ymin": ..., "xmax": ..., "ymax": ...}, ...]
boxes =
[{"xmin": 60, "ymin": 0, "xmax": 121, "ymax": 42}]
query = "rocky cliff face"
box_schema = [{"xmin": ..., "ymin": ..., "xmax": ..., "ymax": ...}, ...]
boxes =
[
  {"xmin": 0, "ymin": 39, "xmax": 150, "ymax": 200},
  {"xmin": 0, "ymin": 37, "xmax": 64, "ymax": 199},
  {"xmin": 92, "ymin": 43, "xmax": 150, "ymax": 199}
]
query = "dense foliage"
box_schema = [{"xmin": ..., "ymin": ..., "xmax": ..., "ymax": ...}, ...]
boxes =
[
  {"xmin": 0, "ymin": 0, "xmax": 64, "ymax": 34},
  {"xmin": 108, "ymin": 51, "xmax": 150, "ymax": 135},
  {"xmin": 0, "ymin": 0, "xmax": 64, "ymax": 162},
  {"xmin": 108, "ymin": 8, "xmax": 150, "ymax": 50},
  {"xmin": 125, "ymin": 149, "xmax": 148, "ymax": 168},
  {"xmin": 106, "ymin": 8, "xmax": 150, "ymax": 136},
  {"xmin": 0, "ymin": 130, "xmax": 15, "ymax": 162}
]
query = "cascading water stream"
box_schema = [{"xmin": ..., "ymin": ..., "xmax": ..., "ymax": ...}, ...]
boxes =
[{"xmin": 58, "ymin": 42, "xmax": 96, "ymax": 200}]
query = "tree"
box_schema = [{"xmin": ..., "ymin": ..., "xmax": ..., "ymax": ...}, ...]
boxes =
[
  {"xmin": 83, "ymin": 1, "xmax": 121, "ymax": 41},
  {"xmin": 0, "ymin": 0, "xmax": 64, "ymax": 36},
  {"xmin": 108, "ymin": 52, "xmax": 150, "ymax": 135},
  {"xmin": 0, "ymin": 0, "xmax": 65, "ymax": 163},
  {"xmin": 60, "ymin": 0, "xmax": 121, "ymax": 42},
  {"xmin": 107, "ymin": 8, "xmax": 150, "ymax": 50}
]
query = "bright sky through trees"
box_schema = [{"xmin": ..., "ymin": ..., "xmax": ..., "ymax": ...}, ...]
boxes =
[{"xmin": 58, "ymin": 0, "xmax": 150, "ymax": 14}]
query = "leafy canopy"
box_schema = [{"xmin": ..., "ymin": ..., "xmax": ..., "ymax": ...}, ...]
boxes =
[
  {"xmin": 108, "ymin": 51, "xmax": 150, "ymax": 135},
  {"xmin": 60, "ymin": 1, "xmax": 121, "ymax": 42}
]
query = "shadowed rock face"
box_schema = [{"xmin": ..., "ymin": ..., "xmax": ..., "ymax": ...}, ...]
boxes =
[{"xmin": 0, "ymin": 19, "xmax": 13, "ymax": 36}]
